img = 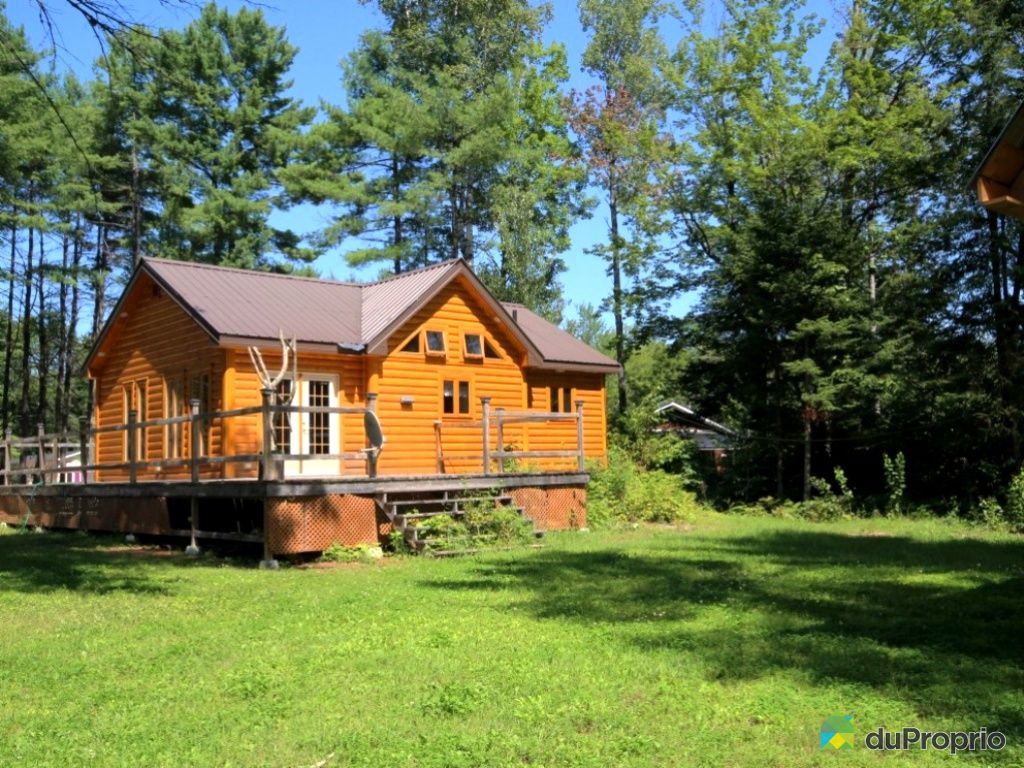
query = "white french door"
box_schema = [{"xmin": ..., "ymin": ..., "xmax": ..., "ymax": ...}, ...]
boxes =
[{"xmin": 278, "ymin": 374, "xmax": 340, "ymax": 477}]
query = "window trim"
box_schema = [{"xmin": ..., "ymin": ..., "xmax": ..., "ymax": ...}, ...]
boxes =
[
  {"xmin": 463, "ymin": 332, "xmax": 483, "ymax": 360},
  {"xmin": 442, "ymin": 378, "xmax": 472, "ymax": 417},
  {"xmin": 425, "ymin": 329, "xmax": 447, "ymax": 357}
]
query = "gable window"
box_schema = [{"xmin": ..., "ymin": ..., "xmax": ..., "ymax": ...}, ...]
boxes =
[
  {"xmin": 443, "ymin": 379, "xmax": 471, "ymax": 415},
  {"xmin": 400, "ymin": 334, "xmax": 420, "ymax": 353},
  {"xmin": 484, "ymin": 339, "xmax": 501, "ymax": 359},
  {"xmin": 550, "ymin": 386, "xmax": 572, "ymax": 413},
  {"xmin": 426, "ymin": 330, "xmax": 446, "ymax": 355},
  {"xmin": 464, "ymin": 333, "xmax": 483, "ymax": 359}
]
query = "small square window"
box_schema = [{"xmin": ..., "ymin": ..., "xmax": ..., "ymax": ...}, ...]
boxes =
[
  {"xmin": 426, "ymin": 330, "xmax": 446, "ymax": 355},
  {"xmin": 464, "ymin": 333, "xmax": 482, "ymax": 358}
]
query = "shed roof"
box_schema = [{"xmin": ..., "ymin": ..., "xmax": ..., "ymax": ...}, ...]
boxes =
[{"xmin": 87, "ymin": 257, "xmax": 620, "ymax": 373}]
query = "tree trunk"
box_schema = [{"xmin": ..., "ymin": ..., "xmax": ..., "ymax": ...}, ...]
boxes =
[
  {"xmin": 391, "ymin": 154, "xmax": 403, "ymax": 274},
  {"xmin": 19, "ymin": 221, "xmax": 34, "ymax": 436},
  {"xmin": 62, "ymin": 217, "xmax": 82, "ymax": 432},
  {"xmin": 802, "ymin": 408, "xmax": 812, "ymax": 502},
  {"xmin": 55, "ymin": 229, "xmax": 70, "ymax": 432},
  {"xmin": 91, "ymin": 224, "xmax": 108, "ymax": 339},
  {"xmin": 2, "ymin": 220, "xmax": 16, "ymax": 435},
  {"xmin": 37, "ymin": 233, "xmax": 49, "ymax": 429},
  {"xmin": 609, "ymin": 195, "xmax": 627, "ymax": 414}
]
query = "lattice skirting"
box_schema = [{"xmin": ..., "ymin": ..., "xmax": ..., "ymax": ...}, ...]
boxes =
[
  {"xmin": 507, "ymin": 485, "xmax": 587, "ymax": 531},
  {"xmin": 266, "ymin": 494, "xmax": 380, "ymax": 555}
]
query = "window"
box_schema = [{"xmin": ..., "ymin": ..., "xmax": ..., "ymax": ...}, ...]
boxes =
[
  {"xmin": 550, "ymin": 386, "xmax": 572, "ymax": 413},
  {"xmin": 307, "ymin": 379, "xmax": 331, "ymax": 455},
  {"xmin": 426, "ymin": 330, "xmax": 446, "ymax": 355},
  {"xmin": 166, "ymin": 378, "xmax": 183, "ymax": 458},
  {"xmin": 400, "ymin": 334, "xmax": 420, "ymax": 353},
  {"xmin": 190, "ymin": 373, "xmax": 210, "ymax": 456},
  {"xmin": 122, "ymin": 379, "xmax": 147, "ymax": 461},
  {"xmin": 484, "ymin": 339, "xmax": 501, "ymax": 359},
  {"xmin": 443, "ymin": 379, "xmax": 471, "ymax": 415},
  {"xmin": 273, "ymin": 379, "xmax": 293, "ymax": 454},
  {"xmin": 464, "ymin": 333, "xmax": 482, "ymax": 358}
]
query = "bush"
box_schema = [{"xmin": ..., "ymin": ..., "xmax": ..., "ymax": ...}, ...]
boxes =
[
  {"xmin": 320, "ymin": 543, "xmax": 381, "ymax": 563},
  {"xmin": 588, "ymin": 446, "xmax": 702, "ymax": 528},
  {"xmin": 1005, "ymin": 468, "xmax": 1024, "ymax": 531}
]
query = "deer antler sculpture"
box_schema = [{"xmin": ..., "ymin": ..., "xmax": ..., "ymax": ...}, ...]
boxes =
[{"xmin": 248, "ymin": 331, "xmax": 297, "ymax": 450}]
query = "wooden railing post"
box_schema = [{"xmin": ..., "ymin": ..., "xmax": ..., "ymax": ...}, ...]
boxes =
[
  {"xmin": 2, "ymin": 428, "xmax": 10, "ymax": 486},
  {"xmin": 260, "ymin": 388, "xmax": 274, "ymax": 481},
  {"xmin": 51, "ymin": 434, "xmax": 60, "ymax": 483},
  {"xmin": 189, "ymin": 399, "xmax": 201, "ymax": 483},
  {"xmin": 434, "ymin": 421, "xmax": 443, "ymax": 474},
  {"xmin": 126, "ymin": 411, "xmax": 137, "ymax": 484},
  {"xmin": 36, "ymin": 423, "xmax": 46, "ymax": 485},
  {"xmin": 366, "ymin": 392, "xmax": 378, "ymax": 478},
  {"xmin": 495, "ymin": 407, "xmax": 505, "ymax": 474},
  {"xmin": 575, "ymin": 399, "xmax": 585, "ymax": 471},
  {"xmin": 481, "ymin": 397, "xmax": 491, "ymax": 476}
]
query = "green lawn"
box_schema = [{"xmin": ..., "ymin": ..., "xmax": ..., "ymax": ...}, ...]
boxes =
[{"xmin": 1, "ymin": 514, "xmax": 1021, "ymax": 767}]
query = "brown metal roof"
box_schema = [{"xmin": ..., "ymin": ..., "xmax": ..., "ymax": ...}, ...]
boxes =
[
  {"xmin": 91, "ymin": 257, "xmax": 619, "ymax": 373},
  {"xmin": 360, "ymin": 260, "xmax": 463, "ymax": 342},
  {"xmin": 503, "ymin": 303, "xmax": 620, "ymax": 372},
  {"xmin": 145, "ymin": 258, "xmax": 363, "ymax": 347}
]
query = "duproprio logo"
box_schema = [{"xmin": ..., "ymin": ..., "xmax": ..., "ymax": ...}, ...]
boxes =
[{"xmin": 820, "ymin": 715, "xmax": 855, "ymax": 750}]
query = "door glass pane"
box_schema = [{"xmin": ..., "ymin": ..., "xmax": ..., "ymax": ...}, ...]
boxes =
[
  {"xmin": 273, "ymin": 379, "xmax": 292, "ymax": 454},
  {"xmin": 458, "ymin": 381, "xmax": 470, "ymax": 414},
  {"xmin": 562, "ymin": 387, "xmax": 572, "ymax": 413},
  {"xmin": 308, "ymin": 380, "xmax": 330, "ymax": 455},
  {"xmin": 550, "ymin": 386, "xmax": 558, "ymax": 413}
]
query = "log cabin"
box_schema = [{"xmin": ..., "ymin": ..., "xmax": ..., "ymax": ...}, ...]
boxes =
[
  {"xmin": 0, "ymin": 257, "xmax": 618, "ymax": 559},
  {"xmin": 973, "ymin": 101, "xmax": 1024, "ymax": 219}
]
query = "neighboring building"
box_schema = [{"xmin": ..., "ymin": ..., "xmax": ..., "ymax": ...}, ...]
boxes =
[
  {"xmin": 973, "ymin": 101, "xmax": 1024, "ymax": 219},
  {"xmin": 652, "ymin": 401, "xmax": 735, "ymax": 452}
]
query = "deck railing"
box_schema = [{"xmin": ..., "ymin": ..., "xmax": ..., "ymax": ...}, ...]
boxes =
[
  {"xmin": 434, "ymin": 397, "xmax": 585, "ymax": 475},
  {"xmin": 1, "ymin": 392, "xmax": 585, "ymax": 486},
  {"xmin": 0, "ymin": 390, "xmax": 379, "ymax": 486}
]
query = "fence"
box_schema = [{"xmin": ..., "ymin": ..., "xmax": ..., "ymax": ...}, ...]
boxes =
[
  {"xmin": 0, "ymin": 390, "xmax": 379, "ymax": 486},
  {"xmin": 434, "ymin": 397, "xmax": 584, "ymax": 475}
]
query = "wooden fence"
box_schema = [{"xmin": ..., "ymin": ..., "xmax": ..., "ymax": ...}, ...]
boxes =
[
  {"xmin": 434, "ymin": 397, "xmax": 585, "ymax": 475},
  {"xmin": 0, "ymin": 389, "xmax": 379, "ymax": 486}
]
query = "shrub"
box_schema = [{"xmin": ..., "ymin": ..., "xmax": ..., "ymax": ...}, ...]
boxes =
[
  {"xmin": 883, "ymin": 451, "xmax": 907, "ymax": 516},
  {"xmin": 320, "ymin": 543, "xmax": 381, "ymax": 563},
  {"xmin": 588, "ymin": 446, "xmax": 702, "ymax": 528},
  {"xmin": 1005, "ymin": 467, "xmax": 1024, "ymax": 531}
]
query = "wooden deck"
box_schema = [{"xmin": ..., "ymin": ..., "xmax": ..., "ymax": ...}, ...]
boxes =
[{"xmin": 0, "ymin": 470, "xmax": 589, "ymax": 499}]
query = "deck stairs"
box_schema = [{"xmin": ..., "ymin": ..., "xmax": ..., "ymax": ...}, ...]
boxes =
[{"xmin": 374, "ymin": 489, "xmax": 543, "ymax": 556}]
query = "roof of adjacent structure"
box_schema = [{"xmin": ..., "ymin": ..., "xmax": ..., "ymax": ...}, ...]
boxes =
[
  {"xmin": 972, "ymin": 101, "xmax": 1024, "ymax": 219},
  {"xmin": 87, "ymin": 257, "xmax": 620, "ymax": 373}
]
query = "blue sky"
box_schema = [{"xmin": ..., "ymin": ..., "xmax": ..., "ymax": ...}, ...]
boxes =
[{"xmin": 6, "ymin": 0, "xmax": 840, "ymax": 328}]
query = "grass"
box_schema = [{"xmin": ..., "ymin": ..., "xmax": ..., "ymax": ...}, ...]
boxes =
[{"xmin": 0, "ymin": 514, "xmax": 1021, "ymax": 767}]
